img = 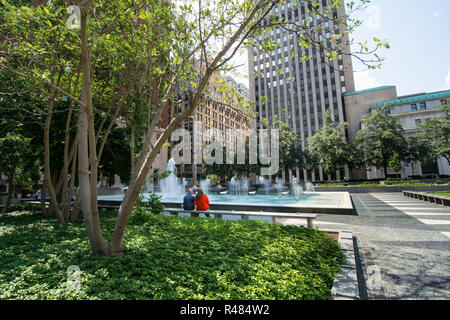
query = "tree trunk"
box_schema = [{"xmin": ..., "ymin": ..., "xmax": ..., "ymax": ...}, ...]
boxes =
[
  {"xmin": 40, "ymin": 182, "xmax": 48, "ymax": 216},
  {"xmin": 70, "ymin": 188, "xmax": 81, "ymax": 223},
  {"xmin": 78, "ymin": 5, "xmax": 110, "ymax": 256},
  {"xmin": 2, "ymin": 176, "xmax": 14, "ymax": 214},
  {"xmin": 67, "ymin": 145, "xmax": 78, "ymax": 221},
  {"xmin": 44, "ymin": 82, "xmax": 65, "ymax": 224},
  {"xmin": 130, "ymin": 125, "xmax": 135, "ymax": 178}
]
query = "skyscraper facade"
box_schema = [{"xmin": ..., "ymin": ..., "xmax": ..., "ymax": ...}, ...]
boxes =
[{"xmin": 248, "ymin": 0, "xmax": 355, "ymax": 182}]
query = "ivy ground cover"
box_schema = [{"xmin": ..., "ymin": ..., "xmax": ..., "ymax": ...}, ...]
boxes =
[{"xmin": 0, "ymin": 206, "xmax": 344, "ymax": 300}]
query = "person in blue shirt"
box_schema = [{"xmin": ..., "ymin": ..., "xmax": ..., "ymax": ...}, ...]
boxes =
[{"xmin": 183, "ymin": 188, "xmax": 195, "ymax": 211}]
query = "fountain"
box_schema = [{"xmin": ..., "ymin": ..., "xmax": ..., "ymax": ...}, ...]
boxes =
[
  {"xmin": 227, "ymin": 178, "xmax": 250, "ymax": 196},
  {"xmin": 98, "ymin": 162, "xmax": 353, "ymax": 215},
  {"xmin": 228, "ymin": 178, "xmax": 239, "ymax": 196},
  {"xmin": 275, "ymin": 177, "xmax": 284, "ymax": 194},
  {"xmin": 159, "ymin": 158, "xmax": 185, "ymax": 198},
  {"xmin": 199, "ymin": 179, "xmax": 211, "ymax": 194},
  {"xmin": 291, "ymin": 177, "xmax": 303, "ymax": 201},
  {"xmin": 241, "ymin": 179, "xmax": 249, "ymax": 196},
  {"xmin": 259, "ymin": 176, "xmax": 270, "ymax": 195},
  {"xmin": 305, "ymin": 182, "xmax": 315, "ymax": 192}
]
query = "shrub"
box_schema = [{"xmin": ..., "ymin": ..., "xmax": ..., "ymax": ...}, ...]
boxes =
[
  {"xmin": 206, "ymin": 174, "xmax": 220, "ymax": 186},
  {"xmin": 145, "ymin": 193, "xmax": 165, "ymax": 215},
  {"xmin": 131, "ymin": 194, "xmax": 165, "ymax": 224},
  {"xmin": 131, "ymin": 195, "xmax": 152, "ymax": 224}
]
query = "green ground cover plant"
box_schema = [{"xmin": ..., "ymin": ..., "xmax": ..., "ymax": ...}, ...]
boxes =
[
  {"xmin": 430, "ymin": 192, "xmax": 450, "ymax": 197},
  {"xmin": 317, "ymin": 181, "xmax": 449, "ymax": 187},
  {"xmin": 0, "ymin": 206, "xmax": 344, "ymax": 300}
]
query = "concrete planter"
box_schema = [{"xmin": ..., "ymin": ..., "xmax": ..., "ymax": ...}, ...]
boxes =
[
  {"xmin": 403, "ymin": 191, "xmax": 450, "ymax": 206},
  {"xmin": 331, "ymin": 230, "xmax": 360, "ymax": 300}
]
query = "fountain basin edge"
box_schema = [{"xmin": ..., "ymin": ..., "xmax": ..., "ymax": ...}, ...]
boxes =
[{"xmin": 97, "ymin": 192, "xmax": 354, "ymax": 215}]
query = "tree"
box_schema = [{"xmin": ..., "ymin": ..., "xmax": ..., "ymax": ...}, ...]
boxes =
[
  {"xmin": 403, "ymin": 136, "xmax": 433, "ymax": 175},
  {"xmin": 417, "ymin": 102, "xmax": 450, "ymax": 165},
  {"xmin": 0, "ymin": 135, "xmax": 32, "ymax": 213},
  {"xmin": 306, "ymin": 110, "xmax": 352, "ymax": 177},
  {"xmin": 388, "ymin": 152, "xmax": 402, "ymax": 178},
  {"xmin": 1, "ymin": 0, "xmax": 386, "ymax": 256},
  {"xmin": 354, "ymin": 106, "xmax": 408, "ymax": 179}
]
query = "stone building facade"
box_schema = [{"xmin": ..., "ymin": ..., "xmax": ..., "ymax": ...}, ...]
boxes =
[{"xmin": 344, "ymin": 88, "xmax": 450, "ymax": 180}]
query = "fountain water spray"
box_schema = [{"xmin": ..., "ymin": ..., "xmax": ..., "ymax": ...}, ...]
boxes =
[
  {"xmin": 228, "ymin": 178, "xmax": 249, "ymax": 196},
  {"xmin": 199, "ymin": 179, "xmax": 211, "ymax": 194},
  {"xmin": 259, "ymin": 176, "xmax": 270, "ymax": 195},
  {"xmin": 291, "ymin": 177, "xmax": 303, "ymax": 200},
  {"xmin": 275, "ymin": 177, "xmax": 284, "ymax": 194},
  {"xmin": 305, "ymin": 182, "xmax": 314, "ymax": 192},
  {"xmin": 159, "ymin": 158, "xmax": 185, "ymax": 198}
]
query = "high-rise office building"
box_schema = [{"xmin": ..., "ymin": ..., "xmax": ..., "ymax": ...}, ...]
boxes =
[{"xmin": 248, "ymin": 0, "xmax": 355, "ymax": 182}]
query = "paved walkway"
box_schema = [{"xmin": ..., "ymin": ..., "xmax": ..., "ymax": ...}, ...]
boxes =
[{"xmin": 281, "ymin": 192, "xmax": 450, "ymax": 300}]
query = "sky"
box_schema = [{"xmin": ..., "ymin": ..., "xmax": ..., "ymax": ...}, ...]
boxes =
[
  {"xmin": 230, "ymin": 0, "xmax": 450, "ymax": 97},
  {"xmin": 349, "ymin": 0, "xmax": 450, "ymax": 96}
]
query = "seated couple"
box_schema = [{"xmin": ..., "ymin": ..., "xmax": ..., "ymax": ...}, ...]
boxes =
[{"xmin": 183, "ymin": 188, "xmax": 210, "ymax": 217}]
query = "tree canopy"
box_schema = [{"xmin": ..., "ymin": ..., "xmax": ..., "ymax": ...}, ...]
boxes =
[
  {"xmin": 417, "ymin": 102, "xmax": 450, "ymax": 165},
  {"xmin": 306, "ymin": 109, "xmax": 352, "ymax": 177},
  {"xmin": 354, "ymin": 106, "xmax": 407, "ymax": 178}
]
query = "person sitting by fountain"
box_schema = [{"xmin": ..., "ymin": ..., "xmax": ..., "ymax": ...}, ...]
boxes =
[
  {"xmin": 183, "ymin": 188, "xmax": 195, "ymax": 212},
  {"xmin": 193, "ymin": 188, "xmax": 210, "ymax": 217}
]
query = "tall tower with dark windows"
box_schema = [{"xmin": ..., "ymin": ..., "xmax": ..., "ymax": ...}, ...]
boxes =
[{"xmin": 248, "ymin": 0, "xmax": 355, "ymax": 182}]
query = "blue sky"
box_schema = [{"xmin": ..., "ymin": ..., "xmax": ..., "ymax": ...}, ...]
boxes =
[
  {"xmin": 349, "ymin": 0, "xmax": 450, "ymax": 95},
  {"xmin": 231, "ymin": 0, "xmax": 450, "ymax": 96}
]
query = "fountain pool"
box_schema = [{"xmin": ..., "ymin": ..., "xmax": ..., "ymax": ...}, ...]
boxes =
[
  {"xmin": 98, "ymin": 191, "xmax": 353, "ymax": 215},
  {"xmin": 98, "ymin": 158, "xmax": 353, "ymax": 215}
]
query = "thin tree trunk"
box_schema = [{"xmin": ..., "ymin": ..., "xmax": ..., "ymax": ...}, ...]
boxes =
[
  {"xmin": 78, "ymin": 5, "xmax": 110, "ymax": 256},
  {"xmin": 70, "ymin": 187, "xmax": 81, "ymax": 223},
  {"xmin": 61, "ymin": 105, "xmax": 74, "ymax": 222},
  {"xmin": 40, "ymin": 182, "xmax": 48, "ymax": 216},
  {"xmin": 130, "ymin": 124, "xmax": 135, "ymax": 178},
  {"xmin": 44, "ymin": 85, "xmax": 65, "ymax": 224},
  {"xmin": 2, "ymin": 176, "xmax": 14, "ymax": 214},
  {"xmin": 67, "ymin": 144, "xmax": 78, "ymax": 221}
]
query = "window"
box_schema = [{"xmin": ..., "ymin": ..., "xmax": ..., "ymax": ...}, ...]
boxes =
[
  {"xmin": 410, "ymin": 104, "xmax": 417, "ymax": 111},
  {"xmin": 420, "ymin": 102, "xmax": 427, "ymax": 110},
  {"xmin": 415, "ymin": 119, "xmax": 422, "ymax": 127}
]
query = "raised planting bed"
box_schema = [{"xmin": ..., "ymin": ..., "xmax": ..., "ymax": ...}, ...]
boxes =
[
  {"xmin": 403, "ymin": 191, "xmax": 450, "ymax": 206},
  {"xmin": 315, "ymin": 185, "xmax": 450, "ymax": 193}
]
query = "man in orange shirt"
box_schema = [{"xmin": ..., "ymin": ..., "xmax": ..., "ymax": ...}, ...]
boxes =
[{"xmin": 194, "ymin": 188, "xmax": 210, "ymax": 217}]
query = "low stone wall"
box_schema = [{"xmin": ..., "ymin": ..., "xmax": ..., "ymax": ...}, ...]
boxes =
[
  {"xmin": 315, "ymin": 185, "xmax": 450, "ymax": 193},
  {"xmin": 97, "ymin": 187, "xmax": 124, "ymax": 196}
]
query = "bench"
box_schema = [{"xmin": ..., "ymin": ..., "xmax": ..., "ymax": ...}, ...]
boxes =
[
  {"xmin": 403, "ymin": 191, "xmax": 450, "ymax": 206},
  {"xmin": 98, "ymin": 204, "xmax": 121, "ymax": 211},
  {"xmin": 163, "ymin": 208, "xmax": 317, "ymax": 228}
]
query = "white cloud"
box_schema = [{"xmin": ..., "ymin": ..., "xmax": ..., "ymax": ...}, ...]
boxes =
[{"xmin": 354, "ymin": 70, "xmax": 379, "ymax": 91}]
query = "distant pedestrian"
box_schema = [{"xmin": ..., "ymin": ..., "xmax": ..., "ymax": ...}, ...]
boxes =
[
  {"xmin": 183, "ymin": 188, "xmax": 195, "ymax": 211},
  {"xmin": 33, "ymin": 190, "xmax": 41, "ymax": 201},
  {"xmin": 194, "ymin": 188, "xmax": 210, "ymax": 217}
]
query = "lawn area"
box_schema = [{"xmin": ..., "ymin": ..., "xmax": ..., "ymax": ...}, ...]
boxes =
[
  {"xmin": 430, "ymin": 192, "xmax": 450, "ymax": 197},
  {"xmin": 0, "ymin": 206, "xmax": 344, "ymax": 300}
]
